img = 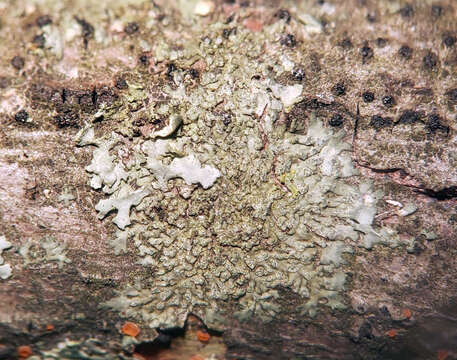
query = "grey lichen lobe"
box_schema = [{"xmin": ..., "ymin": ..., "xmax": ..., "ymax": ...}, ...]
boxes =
[{"xmin": 78, "ymin": 20, "xmax": 414, "ymax": 330}]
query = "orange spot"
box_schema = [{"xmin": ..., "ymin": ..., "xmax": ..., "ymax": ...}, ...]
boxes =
[
  {"xmin": 386, "ymin": 329, "xmax": 397, "ymax": 338},
  {"xmin": 437, "ymin": 350, "xmax": 449, "ymax": 360},
  {"xmin": 196, "ymin": 329, "xmax": 211, "ymax": 342},
  {"xmin": 17, "ymin": 345, "xmax": 33, "ymax": 359},
  {"xmin": 402, "ymin": 308, "xmax": 412, "ymax": 319},
  {"xmin": 243, "ymin": 18, "xmax": 263, "ymax": 32},
  {"xmin": 122, "ymin": 321, "xmax": 140, "ymax": 337},
  {"xmin": 46, "ymin": 324, "xmax": 55, "ymax": 331},
  {"xmin": 190, "ymin": 356, "xmax": 205, "ymax": 360}
]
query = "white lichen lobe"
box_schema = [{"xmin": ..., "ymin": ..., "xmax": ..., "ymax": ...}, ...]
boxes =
[{"xmin": 0, "ymin": 235, "xmax": 12, "ymax": 280}]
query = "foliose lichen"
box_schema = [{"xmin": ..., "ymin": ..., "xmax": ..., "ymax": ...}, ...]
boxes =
[{"xmin": 77, "ymin": 17, "xmax": 413, "ymax": 330}]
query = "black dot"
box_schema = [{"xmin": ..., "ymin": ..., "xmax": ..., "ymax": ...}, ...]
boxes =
[
  {"xmin": 400, "ymin": 4, "xmax": 414, "ymax": 18},
  {"xmin": 423, "ymin": 51, "xmax": 438, "ymax": 69},
  {"xmin": 370, "ymin": 115, "xmax": 392, "ymax": 129},
  {"xmin": 189, "ymin": 68, "xmax": 199, "ymax": 79},
  {"xmin": 339, "ymin": 38, "xmax": 352, "ymax": 49},
  {"xmin": 360, "ymin": 45, "xmax": 373, "ymax": 61},
  {"xmin": 277, "ymin": 9, "xmax": 291, "ymax": 23},
  {"xmin": 432, "ymin": 5, "xmax": 443, "ymax": 17},
  {"xmin": 139, "ymin": 54, "xmax": 149, "ymax": 66},
  {"xmin": 292, "ymin": 68, "xmax": 305, "ymax": 81},
  {"xmin": 15, "ymin": 110, "xmax": 29, "ymax": 123},
  {"xmin": 382, "ymin": 95, "xmax": 395, "ymax": 108},
  {"xmin": 397, "ymin": 110, "xmax": 422, "ymax": 124},
  {"xmin": 398, "ymin": 45, "xmax": 413, "ymax": 59},
  {"xmin": 362, "ymin": 91, "xmax": 374, "ymax": 103},
  {"xmin": 366, "ymin": 12, "xmax": 376, "ymax": 23},
  {"xmin": 33, "ymin": 33, "xmax": 46, "ymax": 48},
  {"xmin": 11, "ymin": 56, "xmax": 25, "ymax": 70},
  {"xmin": 222, "ymin": 28, "xmax": 231, "ymax": 39},
  {"xmin": 222, "ymin": 112, "xmax": 232, "ymax": 126},
  {"xmin": 427, "ymin": 113, "xmax": 449, "ymax": 134},
  {"xmin": 124, "ymin": 22, "xmax": 139, "ymax": 35},
  {"xmin": 115, "ymin": 78, "xmax": 128, "ymax": 90},
  {"xmin": 333, "ymin": 82, "xmax": 346, "ymax": 96},
  {"xmin": 329, "ymin": 114, "xmax": 343, "ymax": 127},
  {"xmin": 443, "ymin": 34, "xmax": 456, "ymax": 47},
  {"xmin": 376, "ymin": 38, "xmax": 387, "ymax": 48},
  {"xmin": 36, "ymin": 15, "xmax": 52, "ymax": 27},
  {"xmin": 281, "ymin": 34, "xmax": 296, "ymax": 48}
]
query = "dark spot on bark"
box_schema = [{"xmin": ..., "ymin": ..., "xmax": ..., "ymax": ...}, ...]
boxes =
[
  {"xmin": 362, "ymin": 91, "xmax": 374, "ymax": 103},
  {"xmin": 124, "ymin": 22, "xmax": 139, "ymax": 35},
  {"xmin": 426, "ymin": 114, "xmax": 449, "ymax": 134},
  {"xmin": 400, "ymin": 4, "xmax": 414, "ymax": 18},
  {"xmin": 398, "ymin": 45, "xmax": 413, "ymax": 59},
  {"xmin": 36, "ymin": 15, "xmax": 52, "ymax": 27},
  {"xmin": 222, "ymin": 112, "xmax": 232, "ymax": 126},
  {"xmin": 306, "ymin": 98, "xmax": 330, "ymax": 109},
  {"xmin": 14, "ymin": 110, "xmax": 29, "ymax": 123},
  {"xmin": 167, "ymin": 63, "xmax": 177, "ymax": 80},
  {"xmin": 445, "ymin": 88, "xmax": 457, "ymax": 102},
  {"xmin": 189, "ymin": 68, "xmax": 199, "ymax": 79},
  {"xmin": 276, "ymin": 9, "xmax": 291, "ymax": 23},
  {"xmin": 431, "ymin": 4, "xmax": 443, "ymax": 17},
  {"xmin": 115, "ymin": 77, "xmax": 128, "ymax": 90},
  {"xmin": 139, "ymin": 54, "xmax": 149, "ymax": 66},
  {"xmin": 380, "ymin": 306, "xmax": 391, "ymax": 318},
  {"xmin": 94, "ymin": 115, "xmax": 104, "ymax": 123},
  {"xmin": 281, "ymin": 34, "xmax": 296, "ymax": 48},
  {"xmin": 132, "ymin": 117, "xmax": 146, "ymax": 134},
  {"xmin": 366, "ymin": 12, "xmax": 376, "ymax": 23},
  {"xmin": 33, "ymin": 33, "xmax": 46, "ymax": 48},
  {"xmin": 370, "ymin": 115, "xmax": 392, "ymax": 129},
  {"xmin": 423, "ymin": 51, "xmax": 438, "ymax": 69},
  {"xmin": 376, "ymin": 37, "xmax": 387, "ymax": 48},
  {"xmin": 292, "ymin": 68, "xmax": 305, "ymax": 81},
  {"xmin": 382, "ymin": 95, "xmax": 395, "ymax": 108},
  {"xmin": 397, "ymin": 110, "xmax": 423, "ymax": 124},
  {"xmin": 419, "ymin": 187, "xmax": 457, "ymax": 200},
  {"xmin": 74, "ymin": 16, "xmax": 94, "ymax": 48},
  {"xmin": 54, "ymin": 110, "xmax": 80, "ymax": 128},
  {"xmin": 96, "ymin": 86, "xmax": 117, "ymax": 108},
  {"xmin": 360, "ymin": 45, "xmax": 373, "ymax": 62},
  {"xmin": 358, "ymin": 321, "xmax": 373, "ymax": 340},
  {"xmin": 29, "ymin": 83, "xmax": 64, "ymax": 105},
  {"xmin": 0, "ymin": 76, "xmax": 10, "ymax": 88},
  {"xmin": 222, "ymin": 28, "xmax": 236, "ymax": 39},
  {"xmin": 328, "ymin": 114, "xmax": 343, "ymax": 127},
  {"xmin": 339, "ymin": 38, "xmax": 352, "ymax": 49},
  {"xmin": 225, "ymin": 14, "xmax": 234, "ymax": 24},
  {"xmin": 11, "ymin": 56, "xmax": 25, "ymax": 70},
  {"xmin": 78, "ymin": 90, "xmax": 95, "ymax": 112},
  {"xmin": 333, "ymin": 82, "xmax": 346, "ymax": 96},
  {"xmin": 443, "ymin": 33, "xmax": 456, "ymax": 47}
]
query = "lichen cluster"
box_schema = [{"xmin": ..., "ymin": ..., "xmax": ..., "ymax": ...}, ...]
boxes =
[{"xmin": 78, "ymin": 17, "xmax": 414, "ymax": 329}]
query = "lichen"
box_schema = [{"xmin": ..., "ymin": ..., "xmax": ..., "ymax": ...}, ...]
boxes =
[
  {"xmin": 19, "ymin": 236, "xmax": 71, "ymax": 268},
  {"xmin": 0, "ymin": 235, "xmax": 12, "ymax": 280},
  {"xmin": 73, "ymin": 19, "xmax": 414, "ymax": 330}
]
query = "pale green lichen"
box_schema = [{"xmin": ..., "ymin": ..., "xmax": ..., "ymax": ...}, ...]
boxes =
[
  {"xmin": 75, "ymin": 20, "xmax": 414, "ymax": 330},
  {"xmin": 19, "ymin": 236, "xmax": 71, "ymax": 268}
]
